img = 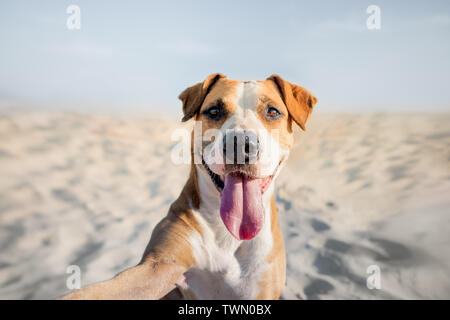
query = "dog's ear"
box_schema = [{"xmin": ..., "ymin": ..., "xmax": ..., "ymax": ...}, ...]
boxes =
[
  {"xmin": 267, "ymin": 74, "xmax": 317, "ymax": 130},
  {"xmin": 179, "ymin": 73, "xmax": 226, "ymax": 122}
]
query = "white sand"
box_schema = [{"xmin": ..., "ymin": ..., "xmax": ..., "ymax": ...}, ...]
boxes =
[{"xmin": 0, "ymin": 110, "xmax": 449, "ymax": 299}]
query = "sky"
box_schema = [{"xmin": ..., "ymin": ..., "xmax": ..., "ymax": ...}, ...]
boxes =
[{"xmin": 0, "ymin": 0, "xmax": 449, "ymax": 115}]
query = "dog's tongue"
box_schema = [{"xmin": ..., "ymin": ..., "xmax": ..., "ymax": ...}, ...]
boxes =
[{"xmin": 220, "ymin": 174, "xmax": 264, "ymax": 240}]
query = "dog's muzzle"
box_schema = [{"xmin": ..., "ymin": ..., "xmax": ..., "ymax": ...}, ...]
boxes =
[{"xmin": 222, "ymin": 130, "xmax": 259, "ymax": 165}]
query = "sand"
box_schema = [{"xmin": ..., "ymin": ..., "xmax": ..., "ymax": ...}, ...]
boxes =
[{"xmin": 0, "ymin": 110, "xmax": 449, "ymax": 299}]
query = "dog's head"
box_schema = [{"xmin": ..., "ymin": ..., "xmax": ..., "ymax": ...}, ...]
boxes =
[{"xmin": 179, "ymin": 73, "xmax": 317, "ymax": 240}]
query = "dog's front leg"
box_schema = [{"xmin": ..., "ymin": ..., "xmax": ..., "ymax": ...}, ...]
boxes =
[
  {"xmin": 61, "ymin": 209, "xmax": 197, "ymax": 300},
  {"xmin": 60, "ymin": 258, "xmax": 187, "ymax": 300}
]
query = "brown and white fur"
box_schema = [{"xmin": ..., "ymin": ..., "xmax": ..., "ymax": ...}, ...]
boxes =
[{"xmin": 62, "ymin": 74, "xmax": 317, "ymax": 300}]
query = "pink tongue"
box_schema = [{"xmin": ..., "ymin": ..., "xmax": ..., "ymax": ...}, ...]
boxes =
[{"xmin": 220, "ymin": 174, "xmax": 265, "ymax": 240}]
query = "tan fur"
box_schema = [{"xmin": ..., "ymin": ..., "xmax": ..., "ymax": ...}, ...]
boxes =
[
  {"xmin": 267, "ymin": 74, "xmax": 317, "ymax": 131},
  {"xmin": 179, "ymin": 73, "xmax": 226, "ymax": 122},
  {"xmin": 195, "ymin": 78, "xmax": 240, "ymax": 132},
  {"xmin": 193, "ymin": 77, "xmax": 305, "ymax": 151},
  {"xmin": 256, "ymin": 79, "xmax": 295, "ymax": 150},
  {"xmin": 255, "ymin": 197, "xmax": 286, "ymax": 299},
  {"xmin": 62, "ymin": 165, "xmax": 202, "ymax": 300},
  {"xmin": 61, "ymin": 73, "xmax": 316, "ymax": 300},
  {"xmin": 141, "ymin": 165, "xmax": 202, "ymax": 267}
]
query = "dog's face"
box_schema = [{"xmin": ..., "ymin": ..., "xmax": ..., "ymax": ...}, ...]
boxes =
[{"xmin": 179, "ymin": 74, "xmax": 317, "ymax": 240}]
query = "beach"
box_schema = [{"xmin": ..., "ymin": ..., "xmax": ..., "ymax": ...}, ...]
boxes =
[{"xmin": 0, "ymin": 110, "xmax": 449, "ymax": 299}]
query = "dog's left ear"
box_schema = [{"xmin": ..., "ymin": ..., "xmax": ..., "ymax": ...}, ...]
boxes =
[
  {"xmin": 267, "ymin": 74, "xmax": 317, "ymax": 130},
  {"xmin": 179, "ymin": 73, "xmax": 226, "ymax": 122}
]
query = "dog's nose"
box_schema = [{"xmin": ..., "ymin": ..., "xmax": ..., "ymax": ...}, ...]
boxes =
[{"xmin": 223, "ymin": 130, "xmax": 259, "ymax": 164}]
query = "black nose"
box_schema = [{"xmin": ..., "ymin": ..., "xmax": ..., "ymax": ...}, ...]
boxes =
[{"xmin": 223, "ymin": 130, "xmax": 259, "ymax": 164}]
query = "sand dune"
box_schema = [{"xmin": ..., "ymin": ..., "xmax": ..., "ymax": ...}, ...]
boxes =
[{"xmin": 0, "ymin": 110, "xmax": 449, "ymax": 299}]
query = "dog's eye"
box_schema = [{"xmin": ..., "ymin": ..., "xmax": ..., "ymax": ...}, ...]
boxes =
[
  {"xmin": 265, "ymin": 105, "xmax": 282, "ymax": 120},
  {"xmin": 204, "ymin": 105, "xmax": 223, "ymax": 120}
]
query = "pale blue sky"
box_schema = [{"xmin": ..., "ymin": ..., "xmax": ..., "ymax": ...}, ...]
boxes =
[{"xmin": 0, "ymin": 0, "xmax": 449, "ymax": 115}]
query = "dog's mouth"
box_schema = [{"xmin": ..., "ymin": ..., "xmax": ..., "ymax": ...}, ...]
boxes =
[
  {"xmin": 201, "ymin": 157, "xmax": 273, "ymax": 194},
  {"xmin": 202, "ymin": 157, "xmax": 225, "ymax": 191},
  {"xmin": 202, "ymin": 157, "xmax": 278, "ymax": 241}
]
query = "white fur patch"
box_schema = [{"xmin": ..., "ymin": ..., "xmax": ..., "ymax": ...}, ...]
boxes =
[
  {"xmin": 204, "ymin": 81, "xmax": 288, "ymax": 177},
  {"xmin": 182, "ymin": 80, "xmax": 290, "ymax": 299},
  {"xmin": 182, "ymin": 166, "xmax": 274, "ymax": 299}
]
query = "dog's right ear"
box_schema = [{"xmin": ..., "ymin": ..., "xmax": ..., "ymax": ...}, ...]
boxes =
[{"xmin": 179, "ymin": 73, "xmax": 226, "ymax": 122}]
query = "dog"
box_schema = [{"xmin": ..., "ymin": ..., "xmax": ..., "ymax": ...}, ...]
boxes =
[{"xmin": 62, "ymin": 74, "xmax": 317, "ymax": 300}]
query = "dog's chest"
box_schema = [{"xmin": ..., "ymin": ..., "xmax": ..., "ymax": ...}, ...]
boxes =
[{"xmin": 182, "ymin": 212, "xmax": 273, "ymax": 299}]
